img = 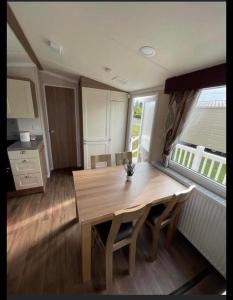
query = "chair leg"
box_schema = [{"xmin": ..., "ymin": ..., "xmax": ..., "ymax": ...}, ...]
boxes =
[
  {"xmin": 151, "ymin": 227, "xmax": 161, "ymax": 261},
  {"xmin": 105, "ymin": 249, "xmax": 113, "ymax": 290},
  {"xmin": 129, "ymin": 241, "xmax": 136, "ymax": 275},
  {"xmin": 166, "ymin": 216, "xmax": 179, "ymax": 248}
]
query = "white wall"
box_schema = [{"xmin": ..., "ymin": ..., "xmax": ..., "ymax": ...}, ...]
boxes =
[{"xmin": 38, "ymin": 71, "xmax": 81, "ymax": 170}]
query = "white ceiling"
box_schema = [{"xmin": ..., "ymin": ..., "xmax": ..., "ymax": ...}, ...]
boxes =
[
  {"xmin": 7, "ymin": 24, "xmax": 32, "ymax": 64},
  {"xmin": 8, "ymin": 2, "xmax": 226, "ymax": 92}
]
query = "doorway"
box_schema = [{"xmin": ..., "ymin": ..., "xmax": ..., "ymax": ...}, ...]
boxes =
[
  {"xmin": 45, "ymin": 85, "xmax": 77, "ymax": 169},
  {"xmin": 129, "ymin": 95, "xmax": 157, "ymax": 163}
]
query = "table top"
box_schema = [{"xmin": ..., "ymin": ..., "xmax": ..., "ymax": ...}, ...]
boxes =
[{"xmin": 73, "ymin": 162, "xmax": 187, "ymax": 224}]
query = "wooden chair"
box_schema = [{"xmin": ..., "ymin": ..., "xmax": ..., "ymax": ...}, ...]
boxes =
[
  {"xmin": 145, "ymin": 185, "xmax": 195, "ymax": 261},
  {"xmin": 93, "ymin": 202, "xmax": 151, "ymax": 290},
  {"xmin": 115, "ymin": 151, "xmax": 132, "ymax": 166},
  {"xmin": 91, "ymin": 154, "xmax": 112, "ymax": 169}
]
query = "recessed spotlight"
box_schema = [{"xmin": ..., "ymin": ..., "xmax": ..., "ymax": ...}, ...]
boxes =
[{"xmin": 140, "ymin": 46, "xmax": 156, "ymax": 57}]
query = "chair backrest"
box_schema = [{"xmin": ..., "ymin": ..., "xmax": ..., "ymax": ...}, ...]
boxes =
[
  {"xmin": 115, "ymin": 152, "xmax": 132, "ymax": 166},
  {"xmin": 172, "ymin": 185, "xmax": 195, "ymax": 217},
  {"xmin": 90, "ymin": 154, "xmax": 112, "ymax": 169},
  {"xmin": 106, "ymin": 203, "xmax": 151, "ymax": 250},
  {"xmin": 157, "ymin": 185, "xmax": 195, "ymax": 226}
]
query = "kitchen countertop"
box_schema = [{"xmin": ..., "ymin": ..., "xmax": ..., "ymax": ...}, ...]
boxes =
[{"xmin": 7, "ymin": 136, "xmax": 43, "ymax": 151}]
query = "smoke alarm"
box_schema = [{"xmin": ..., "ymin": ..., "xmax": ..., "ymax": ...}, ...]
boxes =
[{"xmin": 49, "ymin": 41, "xmax": 63, "ymax": 56}]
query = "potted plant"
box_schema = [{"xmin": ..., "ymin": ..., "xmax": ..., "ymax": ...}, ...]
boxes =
[{"xmin": 124, "ymin": 159, "xmax": 135, "ymax": 182}]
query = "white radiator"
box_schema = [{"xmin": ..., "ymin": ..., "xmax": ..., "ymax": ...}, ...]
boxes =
[{"xmin": 178, "ymin": 188, "xmax": 226, "ymax": 278}]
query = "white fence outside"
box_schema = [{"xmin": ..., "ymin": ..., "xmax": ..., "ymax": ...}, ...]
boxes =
[
  {"xmin": 130, "ymin": 136, "xmax": 140, "ymax": 158},
  {"xmin": 171, "ymin": 144, "xmax": 226, "ymax": 186}
]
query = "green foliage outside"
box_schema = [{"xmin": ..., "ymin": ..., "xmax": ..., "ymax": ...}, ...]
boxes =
[
  {"xmin": 133, "ymin": 101, "xmax": 142, "ymax": 119},
  {"xmin": 131, "ymin": 124, "xmax": 140, "ymax": 136}
]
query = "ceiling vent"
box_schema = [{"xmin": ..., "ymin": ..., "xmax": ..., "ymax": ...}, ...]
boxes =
[{"xmin": 49, "ymin": 41, "xmax": 63, "ymax": 56}]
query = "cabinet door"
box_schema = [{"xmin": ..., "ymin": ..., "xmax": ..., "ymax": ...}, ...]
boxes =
[
  {"xmin": 10, "ymin": 158, "xmax": 41, "ymax": 175},
  {"xmin": 82, "ymin": 87, "xmax": 110, "ymax": 141},
  {"xmin": 109, "ymin": 91, "xmax": 128, "ymax": 165},
  {"xmin": 14, "ymin": 173, "xmax": 43, "ymax": 190},
  {"xmin": 84, "ymin": 141, "xmax": 109, "ymax": 169},
  {"xmin": 7, "ymin": 78, "xmax": 37, "ymax": 118}
]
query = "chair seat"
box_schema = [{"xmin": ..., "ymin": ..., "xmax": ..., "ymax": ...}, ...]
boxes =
[
  {"xmin": 94, "ymin": 221, "xmax": 133, "ymax": 244},
  {"xmin": 146, "ymin": 204, "xmax": 167, "ymax": 225}
]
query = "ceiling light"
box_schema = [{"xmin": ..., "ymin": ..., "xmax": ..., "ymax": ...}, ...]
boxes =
[{"xmin": 140, "ymin": 46, "xmax": 156, "ymax": 57}]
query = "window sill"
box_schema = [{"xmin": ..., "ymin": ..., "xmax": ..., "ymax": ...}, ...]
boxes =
[{"xmin": 151, "ymin": 161, "xmax": 226, "ymax": 205}]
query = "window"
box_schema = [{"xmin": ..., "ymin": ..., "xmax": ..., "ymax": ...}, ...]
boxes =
[{"xmin": 169, "ymin": 86, "xmax": 226, "ymax": 196}]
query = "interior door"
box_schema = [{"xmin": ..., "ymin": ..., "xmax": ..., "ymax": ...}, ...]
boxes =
[
  {"xmin": 109, "ymin": 91, "xmax": 128, "ymax": 165},
  {"xmin": 139, "ymin": 97, "xmax": 156, "ymax": 162},
  {"xmin": 45, "ymin": 86, "xmax": 77, "ymax": 169},
  {"xmin": 82, "ymin": 87, "xmax": 110, "ymax": 169}
]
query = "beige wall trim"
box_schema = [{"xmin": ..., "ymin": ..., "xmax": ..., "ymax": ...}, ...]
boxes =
[
  {"xmin": 40, "ymin": 70, "xmax": 78, "ymax": 84},
  {"xmin": 130, "ymin": 85, "xmax": 165, "ymax": 97},
  {"xmin": 80, "ymin": 76, "xmax": 126, "ymax": 92},
  {"xmin": 7, "ymin": 62, "xmax": 36, "ymax": 67}
]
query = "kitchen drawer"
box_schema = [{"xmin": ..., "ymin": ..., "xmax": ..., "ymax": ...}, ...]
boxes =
[
  {"xmin": 10, "ymin": 158, "xmax": 41, "ymax": 175},
  {"xmin": 8, "ymin": 149, "xmax": 39, "ymax": 160},
  {"xmin": 14, "ymin": 172, "xmax": 43, "ymax": 190}
]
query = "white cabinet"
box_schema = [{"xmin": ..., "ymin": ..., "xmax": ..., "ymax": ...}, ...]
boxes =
[
  {"xmin": 14, "ymin": 173, "xmax": 43, "ymax": 190},
  {"xmin": 84, "ymin": 141, "xmax": 110, "ymax": 169},
  {"xmin": 8, "ymin": 144, "xmax": 47, "ymax": 191},
  {"xmin": 82, "ymin": 87, "xmax": 128, "ymax": 169},
  {"xmin": 82, "ymin": 88, "xmax": 110, "ymax": 141},
  {"xmin": 109, "ymin": 91, "xmax": 128, "ymax": 165},
  {"xmin": 7, "ymin": 78, "xmax": 38, "ymax": 119},
  {"xmin": 10, "ymin": 157, "xmax": 41, "ymax": 175}
]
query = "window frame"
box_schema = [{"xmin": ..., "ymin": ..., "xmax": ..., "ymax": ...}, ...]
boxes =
[
  {"xmin": 168, "ymin": 85, "xmax": 226, "ymax": 199},
  {"xmin": 169, "ymin": 159, "xmax": 226, "ymax": 198}
]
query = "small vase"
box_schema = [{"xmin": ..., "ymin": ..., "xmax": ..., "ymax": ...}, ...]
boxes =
[{"xmin": 126, "ymin": 175, "xmax": 132, "ymax": 182}]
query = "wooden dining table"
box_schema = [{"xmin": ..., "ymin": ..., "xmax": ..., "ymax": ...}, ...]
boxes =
[{"xmin": 73, "ymin": 162, "xmax": 187, "ymax": 283}]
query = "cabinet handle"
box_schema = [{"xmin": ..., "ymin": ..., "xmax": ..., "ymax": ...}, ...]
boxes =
[
  {"xmin": 22, "ymin": 159, "xmax": 28, "ymax": 163},
  {"xmin": 25, "ymin": 175, "xmax": 30, "ymax": 178},
  {"xmin": 20, "ymin": 151, "xmax": 26, "ymax": 154}
]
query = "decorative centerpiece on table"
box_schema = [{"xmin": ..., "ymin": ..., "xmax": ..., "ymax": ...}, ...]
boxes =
[{"xmin": 124, "ymin": 159, "xmax": 135, "ymax": 182}]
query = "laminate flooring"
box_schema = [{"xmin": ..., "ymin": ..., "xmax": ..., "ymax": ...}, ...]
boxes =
[{"xmin": 7, "ymin": 169, "xmax": 226, "ymax": 295}]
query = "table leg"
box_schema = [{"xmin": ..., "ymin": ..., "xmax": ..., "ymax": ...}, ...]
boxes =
[
  {"xmin": 81, "ymin": 222, "xmax": 92, "ymax": 282},
  {"xmin": 75, "ymin": 197, "xmax": 79, "ymax": 222}
]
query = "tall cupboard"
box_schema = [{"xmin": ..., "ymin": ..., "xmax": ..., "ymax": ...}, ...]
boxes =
[{"xmin": 82, "ymin": 87, "xmax": 128, "ymax": 169}]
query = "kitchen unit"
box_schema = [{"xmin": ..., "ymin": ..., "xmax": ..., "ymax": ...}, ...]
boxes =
[
  {"xmin": 82, "ymin": 87, "xmax": 128, "ymax": 168},
  {"xmin": 6, "ymin": 140, "xmax": 17, "ymax": 193},
  {"xmin": 7, "ymin": 137, "xmax": 47, "ymax": 193},
  {"xmin": 7, "ymin": 77, "xmax": 38, "ymax": 119}
]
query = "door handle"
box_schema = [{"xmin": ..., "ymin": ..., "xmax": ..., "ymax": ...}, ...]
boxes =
[{"xmin": 50, "ymin": 130, "xmax": 55, "ymax": 133}]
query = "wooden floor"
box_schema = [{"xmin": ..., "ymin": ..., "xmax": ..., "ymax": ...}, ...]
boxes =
[{"xmin": 7, "ymin": 169, "xmax": 226, "ymax": 295}]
